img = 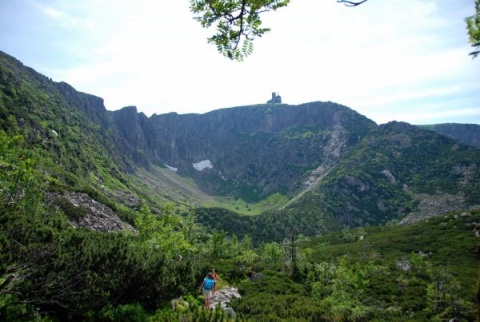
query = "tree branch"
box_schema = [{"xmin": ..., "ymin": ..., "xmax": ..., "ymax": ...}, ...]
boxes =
[
  {"xmin": 470, "ymin": 42, "xmax": 480, "ymax": 58},
  {"xmin": 337, "ymin": 0, "xmax": 368, "ymax": 7},
  {"xmin": 234, "ymin": 0, "xmax": 248, "ymax": 50}
]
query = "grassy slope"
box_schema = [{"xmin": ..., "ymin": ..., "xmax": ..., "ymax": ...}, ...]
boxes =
[{"xmin": 132, "ymin": 165, "xmax": 289, "ymax": 215}]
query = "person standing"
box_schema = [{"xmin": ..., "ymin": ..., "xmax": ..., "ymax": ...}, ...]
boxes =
[
  {"xmin": 199, "ymin": 272, "xmax": 216, "ymax": 310},
  {"xmin": 212, "ymin": 268, "xmax": 218, "ymax": 281}
]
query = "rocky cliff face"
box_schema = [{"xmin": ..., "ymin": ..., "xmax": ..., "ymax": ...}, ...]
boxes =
[
  {"xmin": 111, "ymin": 102, "xmax": 376, "ymax": 201},
  {"xmin": 54, "ymin": 81, "xmax": 111, "ymax": 128}
]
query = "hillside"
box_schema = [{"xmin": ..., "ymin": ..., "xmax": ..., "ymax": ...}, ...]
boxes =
[
  {"xmin": 420, "ymin": 123, "xmax": 480, "ymax": 148},
  {"xmin": 1, "ymin": 50, "xmax": 480, "ymax": 241},
  {"xmin": 230, "ymin": 209, "xmax": 480, "ymax": 321},
  {"xmin": 195, "ymin": 121, "xmax": 480, "ymax": 241}
]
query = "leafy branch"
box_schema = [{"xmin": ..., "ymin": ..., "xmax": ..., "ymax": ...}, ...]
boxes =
[
  {"xmin": 190, "ymin": 0, "xmax": 291, "ymax": 61},
  {"xmin": 190, "ymin": 0, "xmax": 369, "ymax": 61},
  {"xmin": 466, "ymin": 0, "xmax": 480, "ymax": 58}
]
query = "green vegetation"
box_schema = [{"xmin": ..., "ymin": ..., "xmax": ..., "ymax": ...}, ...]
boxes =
[
  {"xmin": 190, "ymin": 0, "xmax": 290, "ymax": 60},
  {"xmin": 1, "ymin": 113, "xmax": 479, "ymax": 322},
  {"xmin": 279, "ymin": 125, "xmax": 323, "ymax": 141},
  {"xmin": 226, "ymin": 211, "xmax": 479, "ymax": 321},
  {"xmin": 195, "ymin": 206, "xmax": 331, "ymax": 243},
  {"xmin": 52, "ymin": 196, "xmax": 88, "ymax": 219},
  {"xmin": 218, "ymin": 192, "xmax": 289, "ymax": 215},
  {"xmin": 466, "ymin": 0, "xmax": 480, "ymax": 58}
]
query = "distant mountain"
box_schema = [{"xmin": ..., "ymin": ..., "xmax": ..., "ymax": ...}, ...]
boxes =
[
  {"xmin": 1, "ymin": 50, "xmax": 479, "ymax": 242},
  {"xmin": 419, "ymin": 123, "xmax": 480, "ymax": 148}
]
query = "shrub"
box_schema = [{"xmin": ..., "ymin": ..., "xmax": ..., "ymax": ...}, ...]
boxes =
[
  {"xmin": 99, "ymin": 303, "xmax": 148, "ymax": 322},
  {"xmin": 52, "ymin": 196, "xmax": 88, "ymax": 219}
]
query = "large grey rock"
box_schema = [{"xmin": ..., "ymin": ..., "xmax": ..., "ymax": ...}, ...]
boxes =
[
  {"xmin": 46, "ymin": 192, "xmax": 136, "ymax": 233},
  {"xmin": 211, "ymin": 287, "xmax": 241, "ymax": 310}
]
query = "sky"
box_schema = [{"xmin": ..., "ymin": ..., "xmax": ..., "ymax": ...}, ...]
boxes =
[{"xmin": 0, "ymin": 0, "xmax": 479, "ymax": 125}]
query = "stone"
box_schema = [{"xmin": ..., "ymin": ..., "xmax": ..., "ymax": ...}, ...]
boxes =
[
  {"xmin": 210, "ymin": 287, "xmax": 241, "ymax": 311},
  {"xmin": 46, "ymin": 192, "xmax": 136, "ymax": 233}
]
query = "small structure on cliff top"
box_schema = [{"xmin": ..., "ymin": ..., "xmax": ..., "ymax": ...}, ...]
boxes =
[{"xmin": 267, "ymin": 92, "xmax": 282, "ymax": 104}]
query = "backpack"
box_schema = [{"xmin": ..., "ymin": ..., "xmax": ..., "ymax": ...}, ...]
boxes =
[{"xmin": 203, "ymin": 278, "xmax": 215, "ymax": 290}]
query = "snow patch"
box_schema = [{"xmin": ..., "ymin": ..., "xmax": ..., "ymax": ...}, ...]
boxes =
[
  {"xmin": 164, "ymin": 164, "xmax": 178, "ymax": 172},
  {"xmin": 193, "ymin": 160, "xmax": 213, "ymax": 171}
]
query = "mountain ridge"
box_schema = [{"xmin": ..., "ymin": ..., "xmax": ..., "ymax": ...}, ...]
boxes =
[{"xmin": 111, "ymin": 101, "xmax": 377, "ymax": 202}]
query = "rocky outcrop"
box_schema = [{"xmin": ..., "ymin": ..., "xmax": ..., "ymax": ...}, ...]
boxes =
[
  {"xmin": 54, "ymin": 81, "xmax": 112, "ymax": 128},
  {"xmin": 46, "ymin": 192, "xmax": 136, "ymax": 233},
  {"xmin": 400, "ymin": 193, "xmax": 477, "ymax": 225},
  {"xmin": 211, "ymin": 287, "xmax": 241, "ymax": 310},
  {"xmin": 170, "ymin": 287, "xmax": 241, "ymax": 318},
  {"xmin": 111, "ymin": 106, "xmax": 152, "ymax": 167}
]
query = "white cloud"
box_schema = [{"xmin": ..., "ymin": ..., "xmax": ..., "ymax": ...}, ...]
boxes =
[
  {"xmin": 37, "ymin": 3, "xmax": 92, "ymax": 30},
  {"xmin": 41, "ymin": 6, "xmax": 64, "ymax": 19}
]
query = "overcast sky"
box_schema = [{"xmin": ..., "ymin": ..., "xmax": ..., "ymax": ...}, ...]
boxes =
[{"xmin": 1, "ymin": 0, "xmax": 479, "ymax": 124}]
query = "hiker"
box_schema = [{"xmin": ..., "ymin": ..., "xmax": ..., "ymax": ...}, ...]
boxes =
[
  {"xmin": 212, "ymin": 268, "xmax": 218, "ymax": 281},
  {"xmin": 199, "ymin": 272, "xmax": 216, "ymax": 310}
]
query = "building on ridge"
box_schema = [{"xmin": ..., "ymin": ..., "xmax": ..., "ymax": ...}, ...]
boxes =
[{"xmin": 267, "ymin": 92, "xmax": 282, "ymax": 104}]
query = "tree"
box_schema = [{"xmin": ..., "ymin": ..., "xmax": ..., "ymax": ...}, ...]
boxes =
[
  {"xmin": 190, "ymin": 0, "xmax": 368, "ymax": 61},
  {"xmin": 466, "ymin": 0, "xmax": 480, "ymax": 58},
  {"xmin": 210, "ymin": 230, "xmax": 227, "ymax": 259},
  {"xmin": 134, "ymin": 204, "xmax": 196, "ymax": 258},
  {"xmin": 311, "ymin": 259, "xmax": 377, "ymax": 321},
  {"xmin": 261, "ymin": 242, "xmax": 283, "ymax": 269}
]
